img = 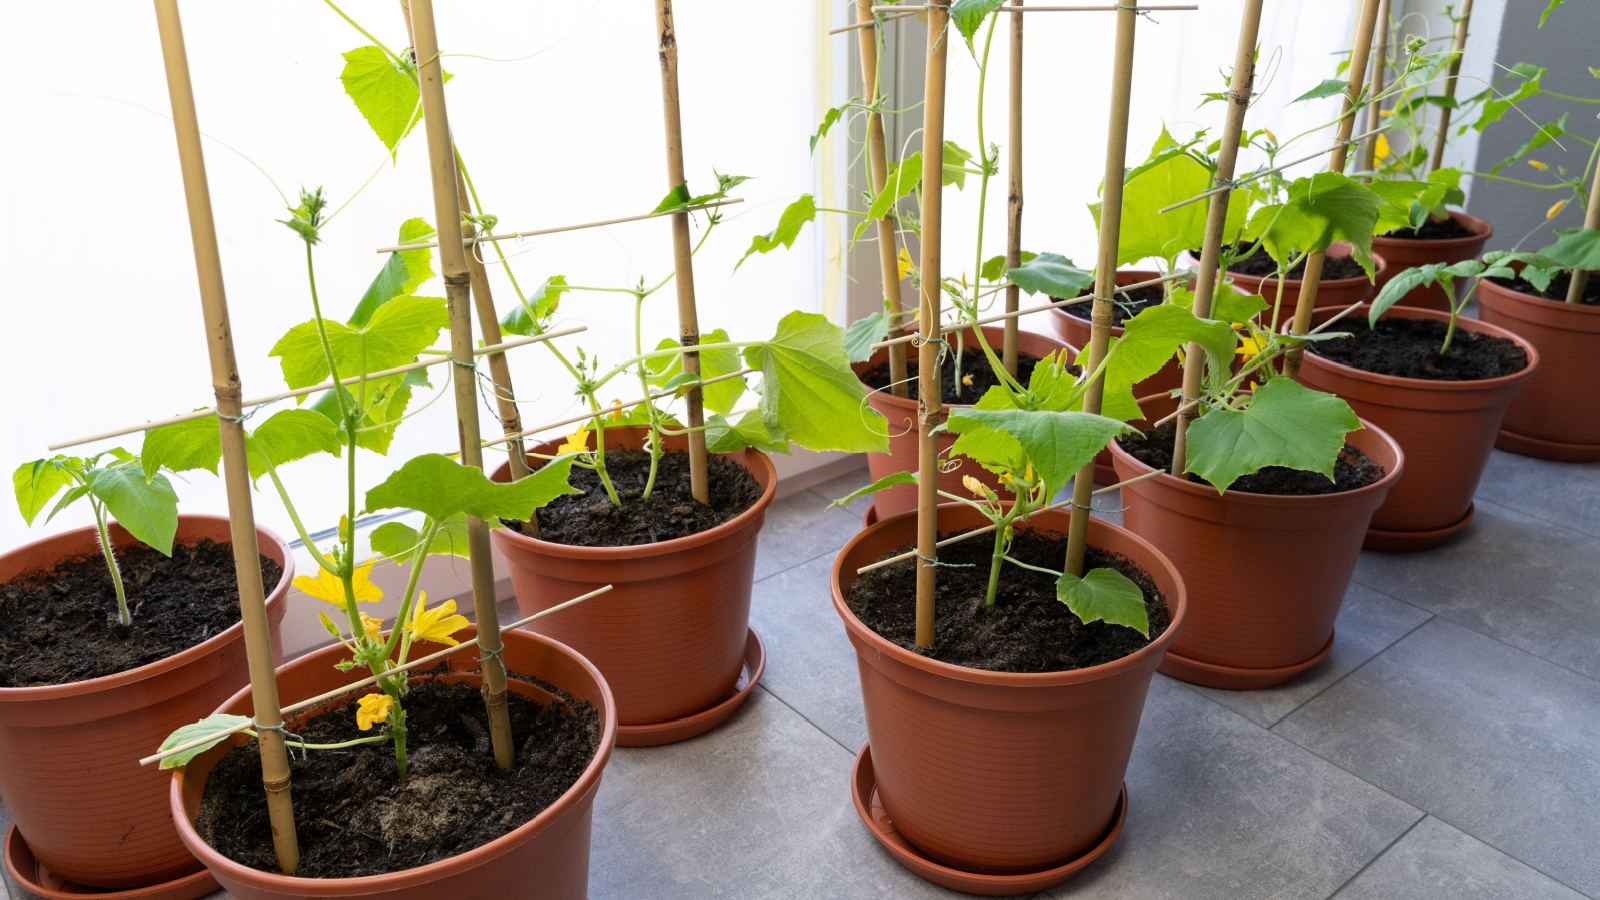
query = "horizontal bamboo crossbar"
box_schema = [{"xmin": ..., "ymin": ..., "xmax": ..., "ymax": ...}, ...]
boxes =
[
  {"xmin": 831, "ymin": 9, "xmax": 917, "ymax": 34},
  {"xmin": 1159, "ymin": 128, "xmax": 1385, "ymax": 214},
  {"xmin": 482, "ymin": 368, "xmax": 757, "ymax": 449},
  {"xmin": 139, "ymin": 584, "xmax": 614, "ymax": 768},
  {"xmin": 48, "ymin": 326, "xmax": 588, "ymax": 452},
  {"xmin": 375, "ymin": 198, "xmax": 744, "ymax": 253}
]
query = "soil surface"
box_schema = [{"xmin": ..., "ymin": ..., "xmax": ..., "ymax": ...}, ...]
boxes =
[
  {"xmin": 197, "ymin": 676, "xmax": 600, "ymax": 878},
  {"xmin": 1226, "ymin": 245, "xmax": 1367, "ymax": 281},
  {"xmin": 1382, "ymin": 216, "xmax": 1477, "ymax": 241},
  {"xmin": 1489, "ymin": 270, "xmax": 1600, "ymax": 306},
  {"xmin": 860, "ymin": 345, "xmax": 1047, "ymax": 404},
  {"xmin": 847, "ymin": 530, "xmax": 1169, "ymax": 673},
  {"xmin": 1119, "ymin": 420, "xmax": 1383, "ymax": 495},
  {"xmin": 0, "ymin": 540, "xmax": 281, "ymax": 688},
  {"xmin": 1311, "ymin": 318, "xmax": 1529, "ymax": 380},
  {"xmin": 1058, "ymin": 283, "xmax": 1167, "ymax": 327},
  {"xmin": 516, "ymin": 450, "xmax": 762, "ymax": 548}
]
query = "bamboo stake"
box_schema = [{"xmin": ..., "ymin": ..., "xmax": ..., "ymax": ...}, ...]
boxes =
[
  {"xmin": 655, "ymin": 0, "xmax": 711, "ymax": 506},
  {"xmin": 483, "ymin": 368, "xmax": 756, "ymax": 449},
  {"xmin": 150, "ymin": 0, "xmax": 299, "ymax": 874},
  {"xmin": 1160, "ymin": 128, "xmax": 1386, "ymax": 213},
  {"xmin": 406, "ymin": 0, "xmax": 517, "ymax": 771},
  {"xmin": 857, "ymin": 0, "xmax": 910, "ymax": 397},
  {"xmin": 1428, "ymin": 0, "xmax": 1473, "ymax": 173},
  {"xmin": 832, "ymin": 9, "xmax": 917, "ymax": 35},
  {"xmin": 1361, "ymin": 0, "xmax": 1391, "ymax": 178},
  {"xmin": 1170, "ymin": 0, "xmax": 1263, "ymax": 477},
  {"xmin": 1064, "ymin": 2, "xmax": 1140, "ymax": 578},
  {"xmin": 914, "ymin": 0, "xmax": 952, "ymax": 650},
  {"xmin": 1003, "ymin": 0, "xmax": 1024, "ymax": 376},
  {"xmin": 1283, "ymin": 0, "xmax": 1381, "ymax": 380},
  {"xmin": 1567, "ymin": 158, "xmax": 1600, "ymax": 303},
  {"xmin": 373, "ymin": 198, "xmax": 743, "ymax": 253}
]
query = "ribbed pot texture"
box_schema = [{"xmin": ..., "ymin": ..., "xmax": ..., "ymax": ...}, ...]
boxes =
[
  {"xmin": 1298, "ymin": 305, "xmax": 1538, "ymax": 547},
  {"xmin": 1049, "ymin": 270, "xmax": 1183, "ymax": 485},
  {"xmin": 1108, "ymin": 394, "xmax": 1403, "ymax": 684},
  {"xmin": 171, "ymin": 627, "xmax": 615, "ymax": 900},
  {"xmin": 1371, "ymin": 211, "xmax": 1493, "ymax": 313},
  {"xmin": 831, "ymin": 504, "xmax": 1185, "ymax": 873},
  {"xmin": 855, "ymin": 325, "xmax": 1075, "ymax": 518},
  {"xmin": 0, "ymin": 516, "xmax": 291, "ymax": 889},
  {"xmin": 1190, "ymin": 242, "xmax": 1384, "ymax": 314},
  {"xmin": 490, "ymin": 426, "xmax": 774, "ymax": 726},
  {"xmin": 1476, "ymin": 274, "xmax": 1600, "ymax": 460}
]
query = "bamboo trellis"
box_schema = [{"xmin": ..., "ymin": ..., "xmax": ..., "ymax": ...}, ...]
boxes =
[
  {"xmin": 856, "ymin": 0, "xmax": 911, "ymax": 396},
  {"xmin": 1003, "ymin": 0, "xmax": 1025, "ymax": 376},
  {"xmin": 1360, "ymin": 0, "xmax": 1391, "ymax": 177},
  {"xmin": 1429, "ymin": 0, "xmax": 1474, "ymax": 173}
]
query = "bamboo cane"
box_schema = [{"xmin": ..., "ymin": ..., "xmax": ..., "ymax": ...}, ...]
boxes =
[
  {"xmin": 1003, "ymin": 0, "xmax": 1024, "ymax": 376},
  {"xmin": 1283, "ymin": 0, "xmax": 1381, "ymax": 380},
  {"xmin": 913, "ymin": 0, "xmax": 952, "ymax": 650},
  {"xmin": 1567, "ymin": 158, "xmax": 1600, "ymax": 303},
  {"xmin": 1170, "ymin": 0, "xmax": 1264, "ymax": 477},
  {"xmin": 655, "ymin": 0, "xmax": 711, "ymax": 506},
  {"xmin": 857, "ymin": 0, "xmax": 910, "ymax": 396},
  {"xmin": 1063, "ymin": 2, "xmax": 1140, "ymax": 578},
  {"xmin": 374, "ymin": 198, "xmax": 743, "ymax": 253},
  {"xmin": 150, "ymin": 0, "xmax": 299, "ymax": 874},
  {"xmin": 1429, "ymin": 0, "xmax": 1473, "ymax": 173},
  {"xmin": 406, "ymin": 0, "xmax": 517, "ymax": 771},
  {"xmin": 1361, "ymin": 0, "xmax": 1391, "ymax": 178},
  {"xmin": 833, "ymin": 9, "xmax": 918, "ymax": 35}
]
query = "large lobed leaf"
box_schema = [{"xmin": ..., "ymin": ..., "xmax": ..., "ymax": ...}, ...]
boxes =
[
  {"xmin": 742, "ymin": 312, "xmax": 889, "ymax": 453},
  {"xmin": 1093, "ymin": 304, "xmax": 1236, "ymax": 422},
  {"xmin": 349, "ymin": 218, "xmax": 435, "ymax": 326},
  {"xmin": 1183, "ymin": 378, "xmax": 1362, "ymax": 494},
  {"xmin": 365, "ymin": 453, "xmax": 580, "ymax": 523},
  {"xmin": 270, "ymin": 294, "xmax": 448, "ymax": 392},
  {"xmin": 1057, "ymin": 567, "xmax": 1148, "ymax": 635},
  {"xmin": 1008, "ymin": 253, "xmax": 1095, "ymax": 298},
  {"xmin": 1244, "ymin": 173, "xmax": 1383, "ymax": 276},
  {"xmin": 141, "ymin": 409, "xmax": 342, "ymax": 484},
  {"xmin": 648, "ymin": 328, "xmax": 746, "ymax": 415},
  {"xmin": 948, "ymin": 395, "xmax": 1130, "ymax": 499}
]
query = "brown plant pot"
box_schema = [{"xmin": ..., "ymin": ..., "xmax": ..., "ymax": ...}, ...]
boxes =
[
  {"xmin": 1192, "ymin": 242, "xmax": 1385, "ymax": 316},
  {"xmin": 1108, "ymin": 394, "xmax": 1404, "ymax": 689},
  {"xmin": 1298, "ymin": 304, "xmax": 1538, "ymax": 551},
  {"xmin": 855, "ymin": 325, "xmax": 1076, "ymax": 518},
  {"xmin": 170, "ymin": 627, "xmax": 615, "ymax": 900},
  {"xmin": 1476, "ymin": 274, "xmax": 1600, "ymax": 461},
  {"xmin": 1049, "ymin": 270, "xmax": 1185, "ymax": 485},
  {"xmin": 0, "ymin": 516, "xmax": 291, "ymax": 891},
  {"xmin": 830, "ymin": 504, "xmax": 1185, "ymax": 893},
  {"xmin": 490, "ymin": 426, "xmax": 773, "ymax": 746},
  {"xmin": 1371, "ymin": 211, "xmax": 1494, "ymax": 313}
]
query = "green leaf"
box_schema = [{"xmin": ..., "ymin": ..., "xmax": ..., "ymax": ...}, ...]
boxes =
[
  {"xmin": 1244, "ymin": 173, "xmax": 1382, "ymax": 275},
  {"xmin": 1057, "ymin": 567, "xmax": 1148, "ymax": 635},
  {"xmin": 87, "ymin": 463, "xmax": 179, "ymax": 555},
  {"xmin": 942, "ymin": 140, "xmax": 976, "ymax": 189},
  {"xmin": 652, "ymin": 183, "xmax": 692, "ymax": 214},
  {"xmin": 647, "ymin": 328, "xmax": 745, "ymax": 415},
  {"xmin": 843, "ymin": 312, "xmax": 890, "ymax": 363},
  {"xmin": 340, "ymin": 46, "xmax": 420, "ymax": 158},
  {"xmin": 1539, "ymin": 0, "xmax": 1567, "ymax": 26},
  {"xmin": 1489, "ymin": 114, "xmax": 1568, "ymax": 174},
  {"xmin": 827, "ymin": 470, "xmax": 916, "ymax": 509},
  {"xmin": 1367, "ymin": 180, "xmax": 1430, "ymax": 234},
  {"xmin": 13, "ymin": 459, "xmax": 74, "ymax": 525},
  {"xmin": 246, "ymin": 409, "xmax": 343, "ymax": 480},
  {"xmin": 350, "ymin": 218, "xmax": 435, "ymax": 327},
  {"xmin": 1184, "ymin": 378, "xmax": 1362, "ymax": 493},
  {"xmin": 1543, "ymin": 227, "xmax": 1600, "ymax": 271},
  {"xmin": 742, "ymin": 312, "xmax": 890, "ymax": 453},
  {"xmin": 158, "ymin": 714, "xmax": 253, "ymax": 770},
  {"xmin": 499, "ymin": 275, "xmax": 570, "ymax": 337},
  {"xmin": 1097, "ymin": 303, "xmax": 1236, "ymax": 421},
  {"xmin": 270, "ymin": 294, "xmax": 447, "ymax": 391},
  {"xmin": 705, "ymin": 410, "xmax": 792, "ymax": 455},
  {"xmin": 1007, "ymin": 253, "xmax": 1095, "ymax": 297},
  {"xmin": 370, "ymin": 513, "xmax": 475, "ymax": 564},
  {"xmin": 366, "ymin": 454, "xmax": 580, "ymax": 523},
  {"xmin": 1171, "ymin": 282, "xmax": 1266, "ymax": 325},
  {"xmin": 140, "ymin": 417, "xmax": 220, "ymax": 481},
  {"xmin": 950, "ymin": 0, "xmax": 1006, "ymax": 53},
  {"xmin": 981, "ymin": 250, "xmax": 1036, "ymax": 282},
  {"xmin": 1096, "ymin": 147, "xmax": 1248, "ymax": 269},
  {"xmin": 1474, "ymin": 67, "xmax": 1545, "ymax": 132},
  {"xmin": 948, "ymin": 402, "xmax": 1130, "ymax": 498},
  {"xmin": 811, "ymin": 98, "xmax": 855, "ymax": 153},
  {"xmin": 856, "ymin": 153, "xmax": 922, "ymax": 243},
  {"xmin": 1294, "ymin": 78, "xmax": 1349, "ymax": 103},
  {"xmin": 737, "ymin": 195, "xmax": 817, "ymax": 269},
  {"xmin": 1370, "ymin": 263, "xmax": 1459, "ymax": 321}
]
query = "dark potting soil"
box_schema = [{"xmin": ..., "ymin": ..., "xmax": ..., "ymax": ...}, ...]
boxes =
[
  {"xmin": 1311, "ymin": 318, "xmax": 1529, "ymax": 380},
  {"xmin": 1382, "ymin": 216, "xmax": 1476, "ymax": 241},
  {"xmin": 1118, "ymin": 419, "xmax": 1383, "ymax": 495},
  {"xmin": 1225, "ymin": 245, "xmax": 1367, "ymax": 281},
  {"xmin": 515, "ymin": 449, "xmax": 762, "ymax": 548},
  {"xmin": 1489, "ymin": 270, "xmax": 1600, "ymax": 306},
  {"xmin": 0, "ymin": 540, "xmax": 281, "ymax": 688},
  {"xmin": 860, "ymin": 346, "xmax": 1046, "ymax": 404},
  {"xmin": 196, "ymin": 677, "xmax": 600, "ymax": 879},
  {"xmin": 847, "ymin": 530, "xmax": 1170, "ymax": 673},
  {"xmin": 1059, "ymin": 283, "xmax": 1167, "ymax": 327}
]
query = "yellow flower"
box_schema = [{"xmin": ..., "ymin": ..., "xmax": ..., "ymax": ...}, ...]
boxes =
[
  {"xmin": 1378, "ymin": 109, "xmax": 1395, "ymax": 118},
  {"xmin": 1236, "ymin": 330, "xmax": 1268, "ymax": 359},
  {"xmin": 293, "ymin": 555, "xmax": 383, "ymax": 606},
  {"xmin": 897, "ymin": 247, "xmax": 914, "ymax": 280},
  {"xmin": 558, "ymin": 427, "xmax": 591, "ymax": 455},
  {"xmin": 1262, "ymin": 128, "xmax": 1277, "ymax": 143},
  {"xmin": 359, "ymin": 612, "xmax": 384, "ymax": 642},
  {"xmin": 610, "ymin": 399, "xmax": 624, "ymax": 422},
  {"xmin": 1547, "ymin": 199, "xmax": 1569, "ymax": 220},
  {"xmin": 961, "ymin": 374, "xmax": 974, "ymax": 386},
  {"xmin": 1374, "ymin": 133, "xmax": 1393, "ymax": 161},
  {"xmin": 355, "ymin": 693, "xmax": 394, "ymax": 732},
  {"xmin": 963, "ymin": 474, "xmax": 987, "ymax": 496},
  {"xmin": 1528, "ymin": 159, "xmax": 1549, "ymax": 171},
  {"xmin": 407, "ymin": 593, "xmax": 469, "ymax": 647}
]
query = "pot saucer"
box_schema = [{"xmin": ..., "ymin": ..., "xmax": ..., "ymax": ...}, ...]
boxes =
[
  {"xmin": 1495, "ymin": 428, "xmax": 1600, "ymax": 463},
  {"xmin": 850, "ymin": 744, "xmax": 1125, "ymax": 896},
  {"xmin": 1364, "ymin": 503, "xmax": 1475, "ymax": 553},
  {"xmin": 1159, "ymin": 629, "xmax": 1336, "ymax": 690},
  {"xmin": 3, "ymin": 826, "xmax": 218, "ymax": 900},
  {"xmin": 615, "ymin": 628, "xmax": 765, "ymax": 748}
]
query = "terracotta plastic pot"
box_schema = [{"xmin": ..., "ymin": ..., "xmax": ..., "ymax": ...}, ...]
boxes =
[
  {"xmin": 490, "ymin": 426, "xmax": 773, "ymax": 745},
  {"xmin": 1108, "ymin": 394, "xmax": 1404, "ymax": 689},
  {"xmin": 1298, "ymin": 304, "xmax": 1538, "ymax": 551},
  {"xmin": 171, "ymin": 626, "xmax": 615, "ymax": 900},
  {"xmin": 1372, "ymin": 211, "xmax": 1493, "ymax": 313},
  {"xmin": 855, "ymin": 326, "xmax": 1076, "ymax": 518},
  {"xmin": 831, "ymin": 503, "xmax": 1185, "ymax": 890},
  {"xmin": 1194, "ymin": 242, "xmax": 1385, "ymax": 315},
  {"xmin": 0, "ymin": 516, "xmax": 291, "ymax": 890},
  {"xmin": 1049, "ymin": 270, "xmax": 1185, "ymax": 485},
  {"xmin": 1476, "ymin": 274, "xmax": 1600, "ymax": 461}
]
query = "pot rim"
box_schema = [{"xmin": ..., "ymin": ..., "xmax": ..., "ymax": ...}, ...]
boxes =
[
  {"xmin": 1048, "ymin": 268, "xmax": 1173, "ymax": 336},
  {"xmin": 170, "ymin": 627, "xmax": 616, "ymax": 894},
  {"xmin": 0, "ymin": 515, "xmax": 293, "ymax": 703},
  {"xmin": 1372, "ymin": 209, "xmax": 1494, "ymax": 250},
  {"xmin": 829, "ymin": 503, "xmax": 1187, "ymax": 689},
  {"xmin": 1476, "ymin": 268, "xmax": 1600, "ymax": 316},
  {"xmin": 1302, "ymin": 303, "xmax": 1541, "ymax": 392},
  {"xmin": 855, "ymin": 325, "xmax": 1077, "ymax": 415}
]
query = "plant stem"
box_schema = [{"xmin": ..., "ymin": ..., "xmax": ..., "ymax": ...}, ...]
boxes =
[
  {"xmin": 378, "ymin": 518, "xmax": 440, "ymax": 664},
  {"xmin": 262, "ymin": 462, "xmax": 337, "ymax": 575},
  {"xmin": 91, "ymin": 498, "xmax": 131, "ymax": 626},
  {"xmin": 984, "ymin": 509, "xmax": 1011, "ymax": 609}
]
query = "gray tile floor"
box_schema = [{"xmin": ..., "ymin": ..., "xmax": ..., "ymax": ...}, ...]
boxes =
[{"xmin": 5, "ymin": 449, "xmax": 1597, "ymax": 899}]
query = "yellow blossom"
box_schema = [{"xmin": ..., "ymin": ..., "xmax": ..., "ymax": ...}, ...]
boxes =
[
  {"xmin": 961, "ymin": 373, "xmax": 974, "ymax": 386},
  {"xmin": 355, "ymin": 693, "xmax": 394, "ymax": 731},
  {"xmin": 610, "ymin": 399, "xmax": 624, "ymax": 422},
  {"xmin": 359, "ymin": 612, "xmax": 384, "ymax": 642},
  {"xmin": 407, "ymin": 593, "xmax": 469, "ymax": 647},
  {"xmin": 1378, "ymin": 109, "xmax": 1395, "ymax": 118},
  {"xmin": 558, "ymin": 427, "xmax": 591, "ymax": 455},
  {"xmin": 1548, "ymin": 199, "xmax": 1569, "ymax": 220},
  {"xmin": 293, "ymin": 555, "xmax": 382, "ymax": 606},
  {"xmin": 1528, "ymin": 159, "xmax": 1549, "ymax": 171},
  {"xmin": 1262, "ymin": 128, "xmax": 1277, "ymax": 143},
  {"xmin": 1374, "ymin": 133, "xmax": 1393, "ymax": 161},
  {"xmin": 963, "ymin": 474, "xmax": 988, "ymax": 497},
  {"xmin": 897, "ymin": 247, "xmax": 914, "ymax": 280},
  {"xmin": 1236, "ymin": 330, "xmax": 1268, "ymax": 359}
]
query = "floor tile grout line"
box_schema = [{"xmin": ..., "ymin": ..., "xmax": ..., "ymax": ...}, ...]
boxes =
[
  {"xmin": 1474, "ymin": 489, "xmax": 1600, "ymax": 541},
  {"xmin": 1323, "ymin": 812, "xmax": 1428, "ymax": 899},
  {"xmin": 754, "ymin": 682, "xmax": 856, "ymax": 756},
  {"xmin": 1258, "ymin": 613, "xmax": 1437, "ymax": 730},
  {"xmin": 1417, "ymin": 809, "xmax": 1600, "ymax": 900}
]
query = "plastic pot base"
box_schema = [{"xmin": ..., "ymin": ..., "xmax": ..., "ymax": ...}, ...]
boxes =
[
  {"xmin": 615, "ymin": 628, "xmax": 765, "ymax": 747},
  {"xmin": 1159, "ymin": 630, "xmax": 1336, "ymax": 690},
  {"xmin": 1364, "ymin": 503, "xmax": 1476, "ymax": 553},
  {"xmin": 1495, "ymin": 428, "xmax": 1600, "ymax": 463},
  {"xmin": 850, "ymin": 744, "xmax": 1126, "ymax": 897},
  {"xmin": 3, "ymin": 826, "xmax": 218, "ymax": 900}
]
